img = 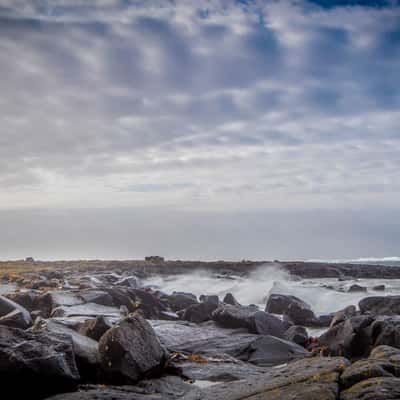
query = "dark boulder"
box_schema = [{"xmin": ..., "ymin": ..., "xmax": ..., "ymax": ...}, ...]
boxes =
[
  {"xmin": 319, "ymin": 315, "xmax": 374, "ymax": 358},
  {"xmin": 285, "ymin": 301, "xmax": 320, "ymax": 326},
  {"xmin": 212, "ymin": 304, "xmax": 258, "ymax": 329},
  {"xmin": 249, "ymin": 310, "xmax": 290, "ymax": 337},
  {"xmin": 99, "ymin": 315, "xmax": 166, "ymax": 383},
  {"xmin": 359, "ymin": 295, "xmax": 400, "ymax": 315},
  {"xmin": 265, "ymin": 293, "xmax": 311, "ymax": 314},
  {"xmin": 0, "ymin": 295, "xmax": 32, "ymax": 329},
  {"xmin": 0, "ymin": 325, "xmax": 80, "ymax": 399},
  {"xmin": 348, "ymin": 284, "xmax": 367, "ymax": 293},
  {"xmin": 223, "ymin": 292, "xmax": 241, "ymax": 306},
  {"xmin": 370, "ymin": 316, "xmax": 400, "ymax": 349},
  {"xmin": 284, "ymin": 325, "xmax": 309, "ymax": 347},
  {"xmin": 237, "ymin": 335, "xmax": 309, "ymax": 367},
  {"xmin": 168, "ymin": 292, "xmax": 198, "ymax": 312},
  {"xmin": 179, "ymin": 300, "xmax": 219, "ymax": 323}
]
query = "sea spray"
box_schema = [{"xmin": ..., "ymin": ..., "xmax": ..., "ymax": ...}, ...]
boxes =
[{"xmin": 142, "ymin": 263, "xmax": 400, "ymax": 315}]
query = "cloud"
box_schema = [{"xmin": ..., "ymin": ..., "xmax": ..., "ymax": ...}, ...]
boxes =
[{"xmin": 0, "ymin": 0, "xmax": 399, "ymax": 214}]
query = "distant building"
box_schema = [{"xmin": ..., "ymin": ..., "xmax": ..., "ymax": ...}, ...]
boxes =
[
  {"xmin": 145, "ymin": 256, "xmax": 165, "ymax": 263},
  {"xmin": 25, "ymin": 257, "xmax": 35, "ymax": 262}
]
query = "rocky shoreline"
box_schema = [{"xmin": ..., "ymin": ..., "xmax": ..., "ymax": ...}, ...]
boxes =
[{"xmin": 1, "ymin": 261, "xmax": 400, "ymax": 399}]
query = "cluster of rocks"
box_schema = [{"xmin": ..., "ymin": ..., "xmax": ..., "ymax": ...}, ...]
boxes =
[{"xmin": 1, "ymin": 267, "xmax": 400, "ymax": 399}]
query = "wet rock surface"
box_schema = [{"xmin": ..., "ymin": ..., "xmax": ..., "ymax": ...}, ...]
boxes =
[{"xmin": 0, "ymin": 325, "xmax": 80, "ymax": 399}]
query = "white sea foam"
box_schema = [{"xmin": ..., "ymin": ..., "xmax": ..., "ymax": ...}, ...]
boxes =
[{"xmin": 143, "ymin": 263, "xmax": 400, "ymax": 315}]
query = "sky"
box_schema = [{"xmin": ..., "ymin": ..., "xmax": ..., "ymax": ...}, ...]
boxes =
[{"xmin": 0, "ymin": 0, "xmax": 399, "ymax": 260}]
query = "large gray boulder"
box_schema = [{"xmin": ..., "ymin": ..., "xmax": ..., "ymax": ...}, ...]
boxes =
[
  {"xmin": 99, "ymin": 315, "xmax": 166, "ymax": 383},
  {"xmin": 0, "ymin": 325, "xmax": 80, "ymax": 399}
]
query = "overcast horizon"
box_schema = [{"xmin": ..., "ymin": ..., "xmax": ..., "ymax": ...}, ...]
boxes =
[{"xmin": 1, "ymin": 0, "xmax": 399, "ymax": 261}]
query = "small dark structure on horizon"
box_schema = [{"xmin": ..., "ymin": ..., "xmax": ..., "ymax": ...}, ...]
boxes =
[
  {"xmin": 25, "ymin": 257, "xmax": 35, "ymax": 262},
  {"xmin": 145, "ymin": 256, "xmax": 165, "ymax": 263}
]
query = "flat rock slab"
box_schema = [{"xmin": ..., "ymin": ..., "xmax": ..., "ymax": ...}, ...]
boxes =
[
  {"xmin": 169, "ymin": 354, "xmax": 268, "ymax": 382},
  {"xmin": 183, "ymin": 356, "xmax": 350, "ymax": 400},
  {"xmin": 51, "ymin": 302, "xmax": 121, "ymax": 318},
  {"xmin": 151, "ymin": 320, "xmax": 308, "ymax": 367},
  {"xmin": 44, "ymin": 376, "xmax": 193, "ymax": 400}
]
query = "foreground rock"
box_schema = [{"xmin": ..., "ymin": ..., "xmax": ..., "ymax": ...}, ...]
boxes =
[
  {"xmin": 341, "ymin": 377, "xmax": 400, "ymax": 400},
  {"xmin": 340, "ymin": 345, "xmax": 400, "ymax": 390},
  {"xmin": 0, "ymin": 325, "xmax": 80, "ymax": 399},
  {"xmin": 184, "ymin": 356, "xmax": 350, "ymax": 400},
  {"xmin": 99, "ymin": 314, "xmax": 166, "ymax": 383},
  {"xmin": 340, "ymin": 346, "xmax": 400, "ymax": 399}
]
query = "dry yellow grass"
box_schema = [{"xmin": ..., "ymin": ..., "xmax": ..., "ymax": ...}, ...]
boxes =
[{"xmin": 0, "ymin": 260, "xmax": 116, "ymax": 279}]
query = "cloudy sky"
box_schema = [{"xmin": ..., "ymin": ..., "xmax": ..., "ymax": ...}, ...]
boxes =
[{"xmin": 0, "ymin": 0, "xmax": 399, "ymax": 260}]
